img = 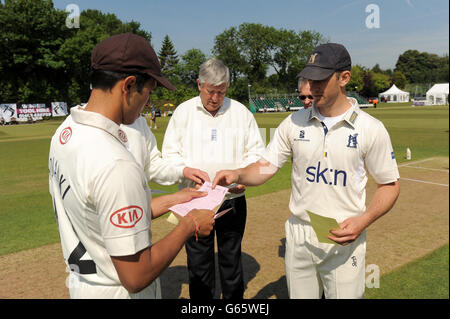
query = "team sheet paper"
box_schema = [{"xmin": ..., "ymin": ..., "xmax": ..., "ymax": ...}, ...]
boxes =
[
  {"xmin": 305, "ymin": 210, "xmax": 340, "ymax": 244},
  {"xmin": 167, "ymin": 182, "xmax": 230, "ymax": 224}
]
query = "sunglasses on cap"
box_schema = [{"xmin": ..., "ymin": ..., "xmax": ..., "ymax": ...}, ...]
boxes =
[{"xmin": 299, "ymin": 95, "xmax": 313, "ymax": 100}]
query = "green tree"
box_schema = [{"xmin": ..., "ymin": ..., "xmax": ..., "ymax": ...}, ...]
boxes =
[
  {"xmin": 178, "ymin": 48, "xmax": 207, "ymax": 87},
  {"xmin": 392, "ymin": 70, "xmax": 408, "ymax": 89},
  {"xmin": 227, "ymin": 77, "xmax": 250, "ymax": 103},
  {"xmin": 372, "ymin": 72, "xmax": 391, "ymax": 93},
  {"xmin": 346, "ymin": 65, "xmax": 365, "ymax": 92},
  {"xmin": 395, "ymin": 50, "xmax": 449, "ymax": 84},
  {"xmin": 151, "ymin": 82, "xmax": 198, "ymax": 110},
  {"xmin": 212, "ymin": 26, "xmax": 247, "ymax": 82},
  {"xmin": 58, "ymin": 9, "xmax": 150, "ymax": 104},
  {"xmin": 371, "ymin": 63, "xmax": 393, "ymax": 77},
  {"xmin": 0, "ymin": 1, "xmax": 150, "ymax": 105},
  {"xmin": 272, "ymin": 29, "xmax": 326, "ymax": 89},
  {"xmin": 236, "ymin": 23, "xmax": 275, "ymax": 83},
  {"xmin": 158, "ymin": 35, "xmax": 179, "ymax": 79},
  {"xmin": 361, "ymin": 71, "xmax": 390, "ymax": 97},
  {"xmin": 152, "ymin": 48, "xmax": 204, "ymax": 109},
  {"xmin": 213, "ymin": 23, "xmax": 327, "ymax": 100},
  {"xmin": 0, "ymin": 0, "xmax": 70, "ymax": 103},
  {"xmin": 436, "ymin": 54, "xmax": 449, "ymax": 83},
  {"xmin": 371, "ymin": 64, "xmax": 383, "ymax": 74}
]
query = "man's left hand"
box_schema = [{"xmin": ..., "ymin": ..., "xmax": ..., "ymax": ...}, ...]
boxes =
[
  {"xmin": 227, "ymin": 184, "xmax": 247, "ymax": 194},
  {"xmin": 328, "ymin": 215, "xmax": 369, "ymax": 246}
]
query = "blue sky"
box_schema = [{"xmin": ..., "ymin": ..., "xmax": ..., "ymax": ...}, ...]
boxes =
[{"xmin": 53, "ymin": 0, "xmax": 449, "ymax": 70}]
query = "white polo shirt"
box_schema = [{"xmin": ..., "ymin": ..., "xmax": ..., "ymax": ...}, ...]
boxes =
[
  {"xmin": 263, "ymin": 98, "xmax": 400, "ymax": 223},
  {"xmin": 121, "ymin": 116, "xmax": 183, "ymax": 185},
  {"xmin": 162, "ymin": 96, "xmax": 265, "ymax": 200},
  {"xmin": 49, "ymin": 106, "xmax": 158, "ymax": 298}
]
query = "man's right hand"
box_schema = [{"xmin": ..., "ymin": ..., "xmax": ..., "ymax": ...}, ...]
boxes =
[
  {"xmin": 212, "ymin": 169, "xmax": 240, "ymax": 189},
  {"xmin": 185, "ymin": 209, "xmax": 215, "ymax": 237}
]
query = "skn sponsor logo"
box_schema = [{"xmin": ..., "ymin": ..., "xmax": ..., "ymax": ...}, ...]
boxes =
[
  {"xmin": 110, "ymin": 205, "xmax": 143, "ymax": 228},
  {"xmin": 306, "ymin": 161, "xmax": 347, "ymax": 186}
]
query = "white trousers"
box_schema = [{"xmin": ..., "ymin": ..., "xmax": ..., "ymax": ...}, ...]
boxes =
[{"xmin": 284, "ymin": 215, "xmax": 366, "ymax": 299}]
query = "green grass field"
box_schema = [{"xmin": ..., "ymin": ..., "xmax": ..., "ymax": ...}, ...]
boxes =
[
  {"xmin": 365, "ymin": 244, "xmax": 449, "ymax": 299},
  {"xmin": 0, "ymin": 102, "xmax": 448, "ymax": 298}
]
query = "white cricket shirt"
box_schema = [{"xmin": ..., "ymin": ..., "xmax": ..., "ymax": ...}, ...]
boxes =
[
  {"xmin": 162, "ymin": 96, "xmax": 265, "ymax": 200},
  {"xmin": 121, "ymin": 116, "xmax": 183, "ymax": 185},
  {"xmin": 49, "ymin": 106, "xmax": 158, "ymax": 298},
  {"xmin": 263, "ymin": 98, "xmax": 400, "ymax": 223}
]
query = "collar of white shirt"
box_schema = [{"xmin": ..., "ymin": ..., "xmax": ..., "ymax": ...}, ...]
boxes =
[
  {"xmin": 308, "ymin": 97, "xmax": 361, "ymax": 128},
  {"xmin": 195, "ymin": 96, "xmax": 231, "ymax": 116},
  {"xmin": 70, "ymin": 106, "xmax": 129, "ymax": 147}
]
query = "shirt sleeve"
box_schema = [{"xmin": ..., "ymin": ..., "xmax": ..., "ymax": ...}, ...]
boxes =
[
  {"xmin": 364, "ymin": 121, "xmax": 400, "ymax": 184},
  {"xmin": 262, "ymin": 115, "xmax": 293, "ymax": 168},
  {"xmin": 240, "ymin": 112, "xmax": 265, "ymax": 168},
  {"xmin": 145, "ymin": 129, "xmax": 184, "ymax": 185},
  {"xmin": 161, "ymin": 109, "xmax": 188, "ymax": 174},
  {"xmin": 90, "ymin": 159, "xmax": 151, "ymax": 257}
]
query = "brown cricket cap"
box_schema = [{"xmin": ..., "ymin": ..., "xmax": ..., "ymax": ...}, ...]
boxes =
[
  {"xmin": 299, "ymin": 43, "xmax": 351, "ymax": 81},
  {"xmin": 91, "ymin": 32, "xmax": 175, "ymax": 90}
]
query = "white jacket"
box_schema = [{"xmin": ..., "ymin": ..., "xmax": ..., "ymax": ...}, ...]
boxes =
[{"xmin": 162, "ymin": 96, "xmax": 265, "ymax": 200}]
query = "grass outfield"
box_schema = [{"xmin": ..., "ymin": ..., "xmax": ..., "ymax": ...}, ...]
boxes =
[
  {"xmin": 0, "ymin": 102, "xmax": 448, "ymax": 298},
  {"xmin": 365, "ymin": 244, "xmax": 449, "ymax": 299}
]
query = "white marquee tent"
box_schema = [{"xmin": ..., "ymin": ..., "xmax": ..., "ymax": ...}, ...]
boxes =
[
  {"xmin": 426, "ymin": 83, "xmax": 449, "ymax": 105},
  {"xmin": 379, "ymin": 84, "xmax": 410, "ymax": 102}
]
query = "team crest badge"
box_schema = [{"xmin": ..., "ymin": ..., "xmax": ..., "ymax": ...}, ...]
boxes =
[
  {"xmin": 294, "ymin": 129, "xmax": 310, "ymax": 142},
  {"xmin": 347, "ymin": 133, "xmax": 358, "ymax": 148},
  {"xmin": 59, "ymin": 127, "xmax": 72, "ymax": 145},
  {"xmin": 308, "ymin": 53, "xmax": 318, "ymax": 64},
  {"xmin": 117, "ymin": 129, "xmax": 128, "ymax": 143}
]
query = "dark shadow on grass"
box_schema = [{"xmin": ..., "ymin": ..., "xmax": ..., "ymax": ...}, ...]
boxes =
[
  {"xmin": 252, "ymin": 238, "xmax": 289, "ymax": 299},
  {"xmin": 160, "ymin": 239, "xmax": 292, "ymax": 299}
]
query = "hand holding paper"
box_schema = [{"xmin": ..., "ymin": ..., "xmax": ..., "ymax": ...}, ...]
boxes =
[
  {"xmin": 184, "ymin": 209, "xmax": 215, "ymax": 238},
  {"xmin": 328, "ymin": 215, "xmax": 368, "ymax": 246},
  {"xmin": 168, "ymin": 182, "xmax": 231, "ymax": 224},
  {"xmin": 306, "ymin": 210, "xmax": 340, "ymax": 245},
  {"xmin": 170, "ymin": 182, "xmax": 228, "ymax": 216},
  {"xmin": 170, "ymin": 187, "xmax": 208, "ymax": 204}
]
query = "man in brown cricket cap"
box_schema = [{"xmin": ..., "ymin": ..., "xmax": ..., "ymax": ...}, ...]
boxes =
[{"xmin": 49, "ymin": 33, "xmax": 215, "ymax": 298}]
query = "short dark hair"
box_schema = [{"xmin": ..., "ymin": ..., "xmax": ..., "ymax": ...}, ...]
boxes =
[{"xmin": 90, "ymin": 69, "xmax": 151, "ymax": 93}]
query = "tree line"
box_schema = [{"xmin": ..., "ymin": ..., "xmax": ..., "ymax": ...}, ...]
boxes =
[
  {"xmin": 348, "ymin": 51, "xmax": 448, "ymax": 98},
  {"xmin": 1, "ymin": 0, "xmax": 448, "ymax": 107}
]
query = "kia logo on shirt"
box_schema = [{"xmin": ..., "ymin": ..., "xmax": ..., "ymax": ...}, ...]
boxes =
[{"xmin": 110, "ymin": 205, "xmax": 143, "ymax": 228}]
